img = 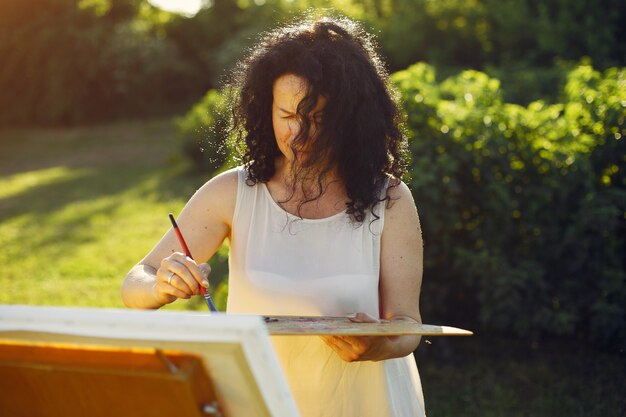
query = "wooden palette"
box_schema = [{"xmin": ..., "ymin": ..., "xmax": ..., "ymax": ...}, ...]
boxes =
[{"xmin": 263, "ymin": 316, "xmax": 472, "ymax": 336}]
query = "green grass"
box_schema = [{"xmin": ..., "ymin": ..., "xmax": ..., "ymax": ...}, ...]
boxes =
[
  {"xmin": 416, "ymin": 335, "xmax": 626, "ymax": 416},
  {"xmin": 0, "ymin": 118, "xmax": 624, "ymax": 416},
  {"xmin": 0, "ymin": 118, "xmax": 226, "ymax": 309}
]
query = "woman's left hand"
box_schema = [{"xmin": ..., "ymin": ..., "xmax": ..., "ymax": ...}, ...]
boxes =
[{"xmin": 320, "ymin": 312, "xmax": 392, "ymax": 362}]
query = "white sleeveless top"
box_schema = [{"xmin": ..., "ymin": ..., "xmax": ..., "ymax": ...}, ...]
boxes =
[{"xmin": 228, "ymin": 166, "xmax": 426, "ymax": 417}]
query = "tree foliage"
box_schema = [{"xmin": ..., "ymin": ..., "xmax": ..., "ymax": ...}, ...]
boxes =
[
  {"xmin": 0, "ymin": 0, "xmax": 202, "ymax": 125},
  {"xmin": 176, "ymin": 89, "xmax": 232, "ymax": 174},
  {"xmin": 1, "ymin": 0, "xmax": 624, "ymax": 125},
  {"xmin": 391, "ymin": 62, "xmax": 625, "ymax": 349}
]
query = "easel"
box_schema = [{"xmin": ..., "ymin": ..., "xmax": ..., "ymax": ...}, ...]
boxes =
[
  {"xmin": 0, "ymin": 306, "xmax": 300, "ymax": 417},
  {"xmin": 0, "ymin": 341, "xmax": 221, "ymax": 416}
]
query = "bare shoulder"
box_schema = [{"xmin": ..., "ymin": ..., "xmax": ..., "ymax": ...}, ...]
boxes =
[
  {"xmin": 383, "ymin": 179, "xmax": 421, "ymax": 235},
  {"xmin": 386, "ymin": 178, "xmax": 413, "ymax": 200},
  {"xmin": 186, "ymin": 167, "xmax": 240, "ymax": 225},
  {"xmin": 203, "ymin": 167, "xmax": 239, "ymax": 192},
  {"xmin": 386, "ymin": 179, "xmax": 418, "ymax": 215}
]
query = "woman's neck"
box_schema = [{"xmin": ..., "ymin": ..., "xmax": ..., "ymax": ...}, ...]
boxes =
[
  {"xmin": 271, "ymin": 157, "xmax": 345, "ymax": 203},
  {"xmin": 270, "ymin": 157, "xmax": 344, "ymax": 196}
]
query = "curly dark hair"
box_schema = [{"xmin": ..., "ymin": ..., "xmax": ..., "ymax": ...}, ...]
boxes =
[{"xmin": 228, "ymin": 14, "xmax": 406, "ymax": 222}]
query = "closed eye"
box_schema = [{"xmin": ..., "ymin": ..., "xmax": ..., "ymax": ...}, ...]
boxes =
[{"xmin": 279, "ymin": 114, "xmax": 322, "ymax": 124}]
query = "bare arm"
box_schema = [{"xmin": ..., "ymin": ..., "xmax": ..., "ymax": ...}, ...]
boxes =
[
  {"xmin": 322, "ymin": 180, "xmax": 423, "ymax": 361},
  {"xmin": 376, "ymin": 179, "xmax": 423, "ymax": 356},
  {"xmin": 121, "ymin": 169, "xmax": 238, "ymax": 309}
]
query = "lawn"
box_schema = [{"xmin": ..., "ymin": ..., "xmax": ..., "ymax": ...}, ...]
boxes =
[
  {"xmin": 0, "ymin": 118, "xmax": 226, "ymax": 310},
  {"xmin": 0, "ymin": 118, "xmax": 624, "ymax": 416},
  {"xmin": 417, "ymin": 334, "xmax": 625, "ymax": 416}
]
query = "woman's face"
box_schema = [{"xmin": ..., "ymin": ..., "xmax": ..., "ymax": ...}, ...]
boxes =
[{"xmin": 272, "ymin": 73, "xmax": 325, "ymax": 165}]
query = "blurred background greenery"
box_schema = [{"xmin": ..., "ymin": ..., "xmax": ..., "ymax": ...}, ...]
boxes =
[{"xmin": 0, "ymin": 0, "xmax": 624, "ymax": 415}]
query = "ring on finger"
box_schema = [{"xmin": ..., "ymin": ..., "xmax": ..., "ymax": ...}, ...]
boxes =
[{"xmin": 166, "ymin": 271, "xmax": 175, "ymax": 285}]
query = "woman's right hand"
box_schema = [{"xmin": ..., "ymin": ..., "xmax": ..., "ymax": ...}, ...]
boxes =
[{"xmin": 152, "ymin": 252, "xmax": 211, "ymax": 306}]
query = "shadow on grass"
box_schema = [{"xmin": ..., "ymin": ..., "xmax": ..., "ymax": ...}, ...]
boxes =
[
  {"xmin": 0, "ymin": 165, "xmax": 207, "ymax": 218},
  {"xmin": 0, "ymin": 118, "xmax": 181, "ymax": 177},
  {"xmin": 415, "ymin": 333, "xmax": 626, "ymax": 416},
  {"xmin": 0, "ymin": 163, "xmax": 209, "ymax": 257}
]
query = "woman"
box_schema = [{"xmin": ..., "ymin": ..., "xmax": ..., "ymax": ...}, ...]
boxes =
[{"xmin": 122, "ymin": 15, "xmax": 426, "ymax": 417}]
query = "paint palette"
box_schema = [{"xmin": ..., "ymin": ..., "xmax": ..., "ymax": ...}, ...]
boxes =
[{"xmin": 263, "ymin": 316, "xmax": 473, "ymax": 336}]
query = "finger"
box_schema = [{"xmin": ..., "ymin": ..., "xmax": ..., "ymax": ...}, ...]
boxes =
[
  {"xmin": 320, "ymin": 336, "xmax": 356, "ymax": 362},
  {"xmin": 168, "ymin": 261, "xmax": 200, "ymax": 295},
  {"xmin": 166, "ymin": 253, "xmax": 201, "ymax": 293},
  {"xmin": 161, "ymin": 256, "xmax": 197, "ymax": 296},
  {"xmin": 336, "ymin": 335, "xmax": 373, "ymax": 352},
  {"xmin": 171, "ymin": 254, "xmax": 210, "ymax": 290},
  {"xmin": 347, "ymin": 312, "xmax": 380, "ymax": 323},
  {"xmin": 320, "ymin": 335, "xmax": 340, "ymax": 349},
  {"xmin": 156, "ymin": 255, "xmax": 194, "ymax": 300},
  {"xmin": 161, "ymin": 284, "xmax": 191, "ymax": 299},
  {"xmin": 324, "ymin": 335, "xmax": 369, "ymax": 361},
  {"xmin": 156, "ymin": 270, "xmax": 190, "ymax": 300},
  {"xmin": 151, "ymin": 281, "xmax": 176, "ymax": 305},
  {"xmin": 160, "ymin": 279, "xmax": 191, "ymax": 299},
  {"xmin": 320, "ymin": 335, "xmax": 348, "ymax": 352},
  {"xmin": 190, "ymin": 262, "xmax": 211, "ymax": 289}
]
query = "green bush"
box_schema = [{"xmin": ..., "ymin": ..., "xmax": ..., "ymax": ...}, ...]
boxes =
[
  {"xmin": 391, "ymin": 62, "xmax": 626, "ymax": 349},
  {"xmin": 176, "ymin": 89, "xmax": 233, "ymax": 174},
  {"xmin": 366, "ymin": 0, "xmax": 625, "ymax": 104},
  {"xmin": 0, "ymin": 0, "xmax": 203, "ymax": 125}
]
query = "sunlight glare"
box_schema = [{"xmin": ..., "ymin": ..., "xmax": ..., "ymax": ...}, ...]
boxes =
[{"xmin": 147, "ymin": 0, "xmax": 205, "ymax": 16}]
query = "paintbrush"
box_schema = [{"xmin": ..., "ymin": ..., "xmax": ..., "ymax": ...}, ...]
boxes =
[{"xmin": 169, "ymin": 213, "xmax": 218, "ymax": 312}]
